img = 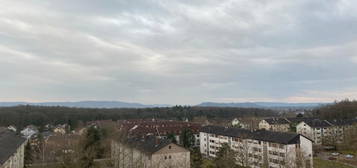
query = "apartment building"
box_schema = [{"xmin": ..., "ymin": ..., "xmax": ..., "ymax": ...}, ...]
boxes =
[
  {"xmin": 200, "ymin": 126, "xmax": 313, "ymax": 168},
  {"xmin": 297, "ymin": 119, "xmax": 357, "ymax": 145},
  {"xmin": 326, "ymin": 119, "xmax": 353, "ymax": 144},
  {"xmin": 259, "ymin": 118, "xmax": 290, "ymax": 132},
  {"xmin": 0, "ymin": 128, "xmax": 27, "ymax": 168},
  {"xmin": 111, "ymin": 136, "xmax": 190, "ymax": 168}
]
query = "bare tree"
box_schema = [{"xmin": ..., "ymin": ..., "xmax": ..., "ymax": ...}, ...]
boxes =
[{"xmin": 234, "ymin": 140, "xmax": 250, "ymax": 167}]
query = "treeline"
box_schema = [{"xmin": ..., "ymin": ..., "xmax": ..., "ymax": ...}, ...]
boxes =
[
  {"xmin": 0, "ymin": 105, "xmax": 276, "ymax": 129},
  {"xmin": 313, "ymin": 99, "xmax": 357, "ymax": 119}
]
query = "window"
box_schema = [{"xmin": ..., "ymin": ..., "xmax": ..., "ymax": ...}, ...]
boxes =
[
  {"xmin": 169, "ymin": 145, "xmax": 171, "ymax": 149},
  {"xmin": 280, "ymin": 153, "xmax": 285, "ymax": 157},
  {"xmin": 279, "ymin": 144, "xmax": 284, "ymax": 149},
  {"xmin": 169, "ymin": 155, "xmax": 171, "ymax": 159},
  {"xmin": 165, "ymin": 156, "xmax": 167, "ymax": 160},
  {"xmin": 280, "ymin": 160, "xmax": 285, "ymax": 165}
]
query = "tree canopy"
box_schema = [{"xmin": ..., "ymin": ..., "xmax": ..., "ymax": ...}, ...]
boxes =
[
  {"xmin": 313, "ymin": 99, "xmax": 357, "ymax": 119},
  {"xmin": 0, "ymin": 105, "xmax": 276, "ymax": 129}
]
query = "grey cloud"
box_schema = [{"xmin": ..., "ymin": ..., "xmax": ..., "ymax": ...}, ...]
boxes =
[{"xmin": 1, "ymin": 0, "xmax": 357, "ymax": 104}]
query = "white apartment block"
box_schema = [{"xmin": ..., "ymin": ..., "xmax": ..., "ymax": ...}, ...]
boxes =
[
  {"xmin": 297, "ymin": 119, "xmax": 357, "ymax": 145},
  {"xmin": 0, "ymin": 128, "xmax": 27, "ymax": 168},
  {"xmin": 200, "ymin": 126, "xmax": 313, "ymax": 168}
]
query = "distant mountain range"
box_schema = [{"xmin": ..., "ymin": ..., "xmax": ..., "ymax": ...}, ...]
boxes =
[
  {"xmin": 0, "ymin": 101, "xmax": 170, "ymax": 108},
  {"xmin": 0, "ymin": 101, "xmax": 329, "ymax": 109},
  {"xmin": 196, "ymin": 102, "xmax": 329, "ymax": 109}
]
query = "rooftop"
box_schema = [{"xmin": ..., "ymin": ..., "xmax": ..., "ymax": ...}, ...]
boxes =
[
  {"xmin": 0, "ymin": 129, "xmax": 26, "ymax": 165},
  {"xmin": 304, "ymin": 119, "xmax": 333, "ymax": 128},
  {"xmin": 125, "ymin": 136, "xmax": 174, "ymax": 155},
  {"xmin": 326, "ymin": 119, "xmax": 357, "ymax": 126},
  {"xmin": 119, "ymin": 119, "xmax": 202, "ymax": 136},
  {"xmin": 263, "ymin": 118, "xmax": 290, "ymax": 125}
]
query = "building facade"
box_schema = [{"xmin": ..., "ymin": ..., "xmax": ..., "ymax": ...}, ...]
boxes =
[
  {"xmin": 111, "ymin": 136, "xmax": 190, "ymax": 168},
  {"xmin": 0, "ymin": 128, "xmax": 27, "ymax": 168},
  {"xmin": 200, "ymin": 126, "xmax": 313, "ymax": 168},
  {"xmin": 259, "ymin": 118, "xmax": 290, "ymax": 132},
  {"xmin": 297, "ymin": 119, "xmax": 357, "ymax": 145}
]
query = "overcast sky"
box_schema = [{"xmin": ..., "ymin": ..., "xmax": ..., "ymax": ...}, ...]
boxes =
[{"xmin": 1, "ymin": 0, "xmax": 357, "ymax": 105}]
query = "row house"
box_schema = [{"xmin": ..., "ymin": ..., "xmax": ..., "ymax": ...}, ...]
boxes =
[
  {"xmin": 0, "ymin": 128, "xmax": 27, "ymax": 168},
  {"xmin": 200, "ymin": 126, "xmax": 313, "ymax": 168},
  {"xmin": 111, "ymin": 136, "xmax": 190, "ymax": 168},
  {"xmin": 259, "ymin": 118, "xmax": 290, "ymax": 132}
]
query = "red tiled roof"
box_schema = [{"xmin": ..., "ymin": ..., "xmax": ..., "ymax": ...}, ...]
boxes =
[{"xmin": 119, "ymin": 119, "xmax": 202, "ymax": 136}]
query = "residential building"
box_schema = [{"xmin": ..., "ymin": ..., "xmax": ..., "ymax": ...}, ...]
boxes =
[
  {"xmin": 111, "ymin": 136, "xmax": 190, "ymax": 168},
  {"xmin": 200, "ymin": 125, "xmax": 313, "ymax": 168},
  {"xmin": 296, "ymin": 119, "xmax": 333, "ymax": 145},
  {"xmin": 0, "ymin": 128, "xmax": 27, "ymax": 168},
  {"xmin": 326, "ymin": 119, "xmax": 355, "ymax": 143},
  {"xmin": 259, "ymin": 118, "xmax": 290, "ymax": 132},
  {"xmin": 231, "ymin": 118, "xmax": 249, "ymax": 129},
  {"xmin": 20, "ymin": 125, "xmax": 38, "ymax": 139},
  {"xmin": 297, "ymin": 119, "xmax": 357, "ymax": 145},
  {"xmin": 118, "ymin": 119, "xmax": 201, "ymax": 146},
  {"xmin": 53, "ymin": 124, "xmax": 67, "ymax": 135}
]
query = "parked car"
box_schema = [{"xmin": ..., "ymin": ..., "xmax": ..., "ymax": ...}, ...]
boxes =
[
  {"xmin": 331, "ymin": 152, "xmax": 339, "ymax": 156},
  {"xmin": 345, "ymin": 154, "xmax": 354, "ymax": 159},
  {"xmin": 328, "ymin": 157, "xmax": 337, "ymax": 160}
]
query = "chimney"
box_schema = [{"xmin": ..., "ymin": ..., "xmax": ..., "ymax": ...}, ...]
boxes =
[{"xmin": 155, "ymin": 137, "xmax": 161, "ymax": 145}]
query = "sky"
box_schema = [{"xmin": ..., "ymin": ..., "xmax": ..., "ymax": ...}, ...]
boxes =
[{"xmin": 1, "ymin": 0, "xmax": 357, "ymax": 105}]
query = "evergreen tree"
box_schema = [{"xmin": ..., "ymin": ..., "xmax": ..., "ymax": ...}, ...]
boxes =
[
  {"xmin": 167, "ymin": 133, "xmax": 177, "ymax": 143},
  {"xmin": 79, "ymin": 126, "xmax": 104, "ymax": 168},
  {"xmin": 181, "ymin": 128, "xmax": 195, "ymax": 149}
]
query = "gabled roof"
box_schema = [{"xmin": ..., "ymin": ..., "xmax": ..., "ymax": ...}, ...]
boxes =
[
  {"xmin": 119, "ymin": 119, "xmax": 202, "ymax": 136},
  {"xmin": 201, "ymin": 125, "xmax": 304, "ymax": 144},
  {"xmin": 285, "ymin": 117, "xmax": 316, "ymax": 124},
  {"xmin": 263, "ymin": 118, "xmax": 290, "ymax": 125},
  {"xmin": 326, "ymin": 119, "xmax": 357, "ymax": 126},
  {"xmin": 125, "ymin": 136, "xmax": 176, "ymax": 155},
  {"xmin": 303, "ymin": 119, "xmax": 333, "ymax": 128},
  {"xmin": 0, "ymin": 129, "xmax": 26, "ymax": 165}
]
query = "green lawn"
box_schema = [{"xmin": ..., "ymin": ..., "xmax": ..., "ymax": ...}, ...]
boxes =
[{"xmin": 314, "ymin": 158, "xmax": 354, "ymax": 168}]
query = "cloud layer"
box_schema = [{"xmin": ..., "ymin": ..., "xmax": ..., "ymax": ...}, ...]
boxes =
[{"xmin": 1, "ymin": 0, "xmax": 357, "ymax": 104}]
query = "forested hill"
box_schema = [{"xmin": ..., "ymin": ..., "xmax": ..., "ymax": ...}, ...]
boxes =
[
  {"xmin": 313, "ymin": 99, "xmax": 357, "ymax": 119},
  {"xmin": 0, "ymin": 101, "xmax": 169, "ymax": 108},
  {"xmin": 0, "ymin": 105, "xmax": 277, "ymax": 129},
  {"xmin": 197, "ymin": 102, "xmax": 326, "ymax": 109}
]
